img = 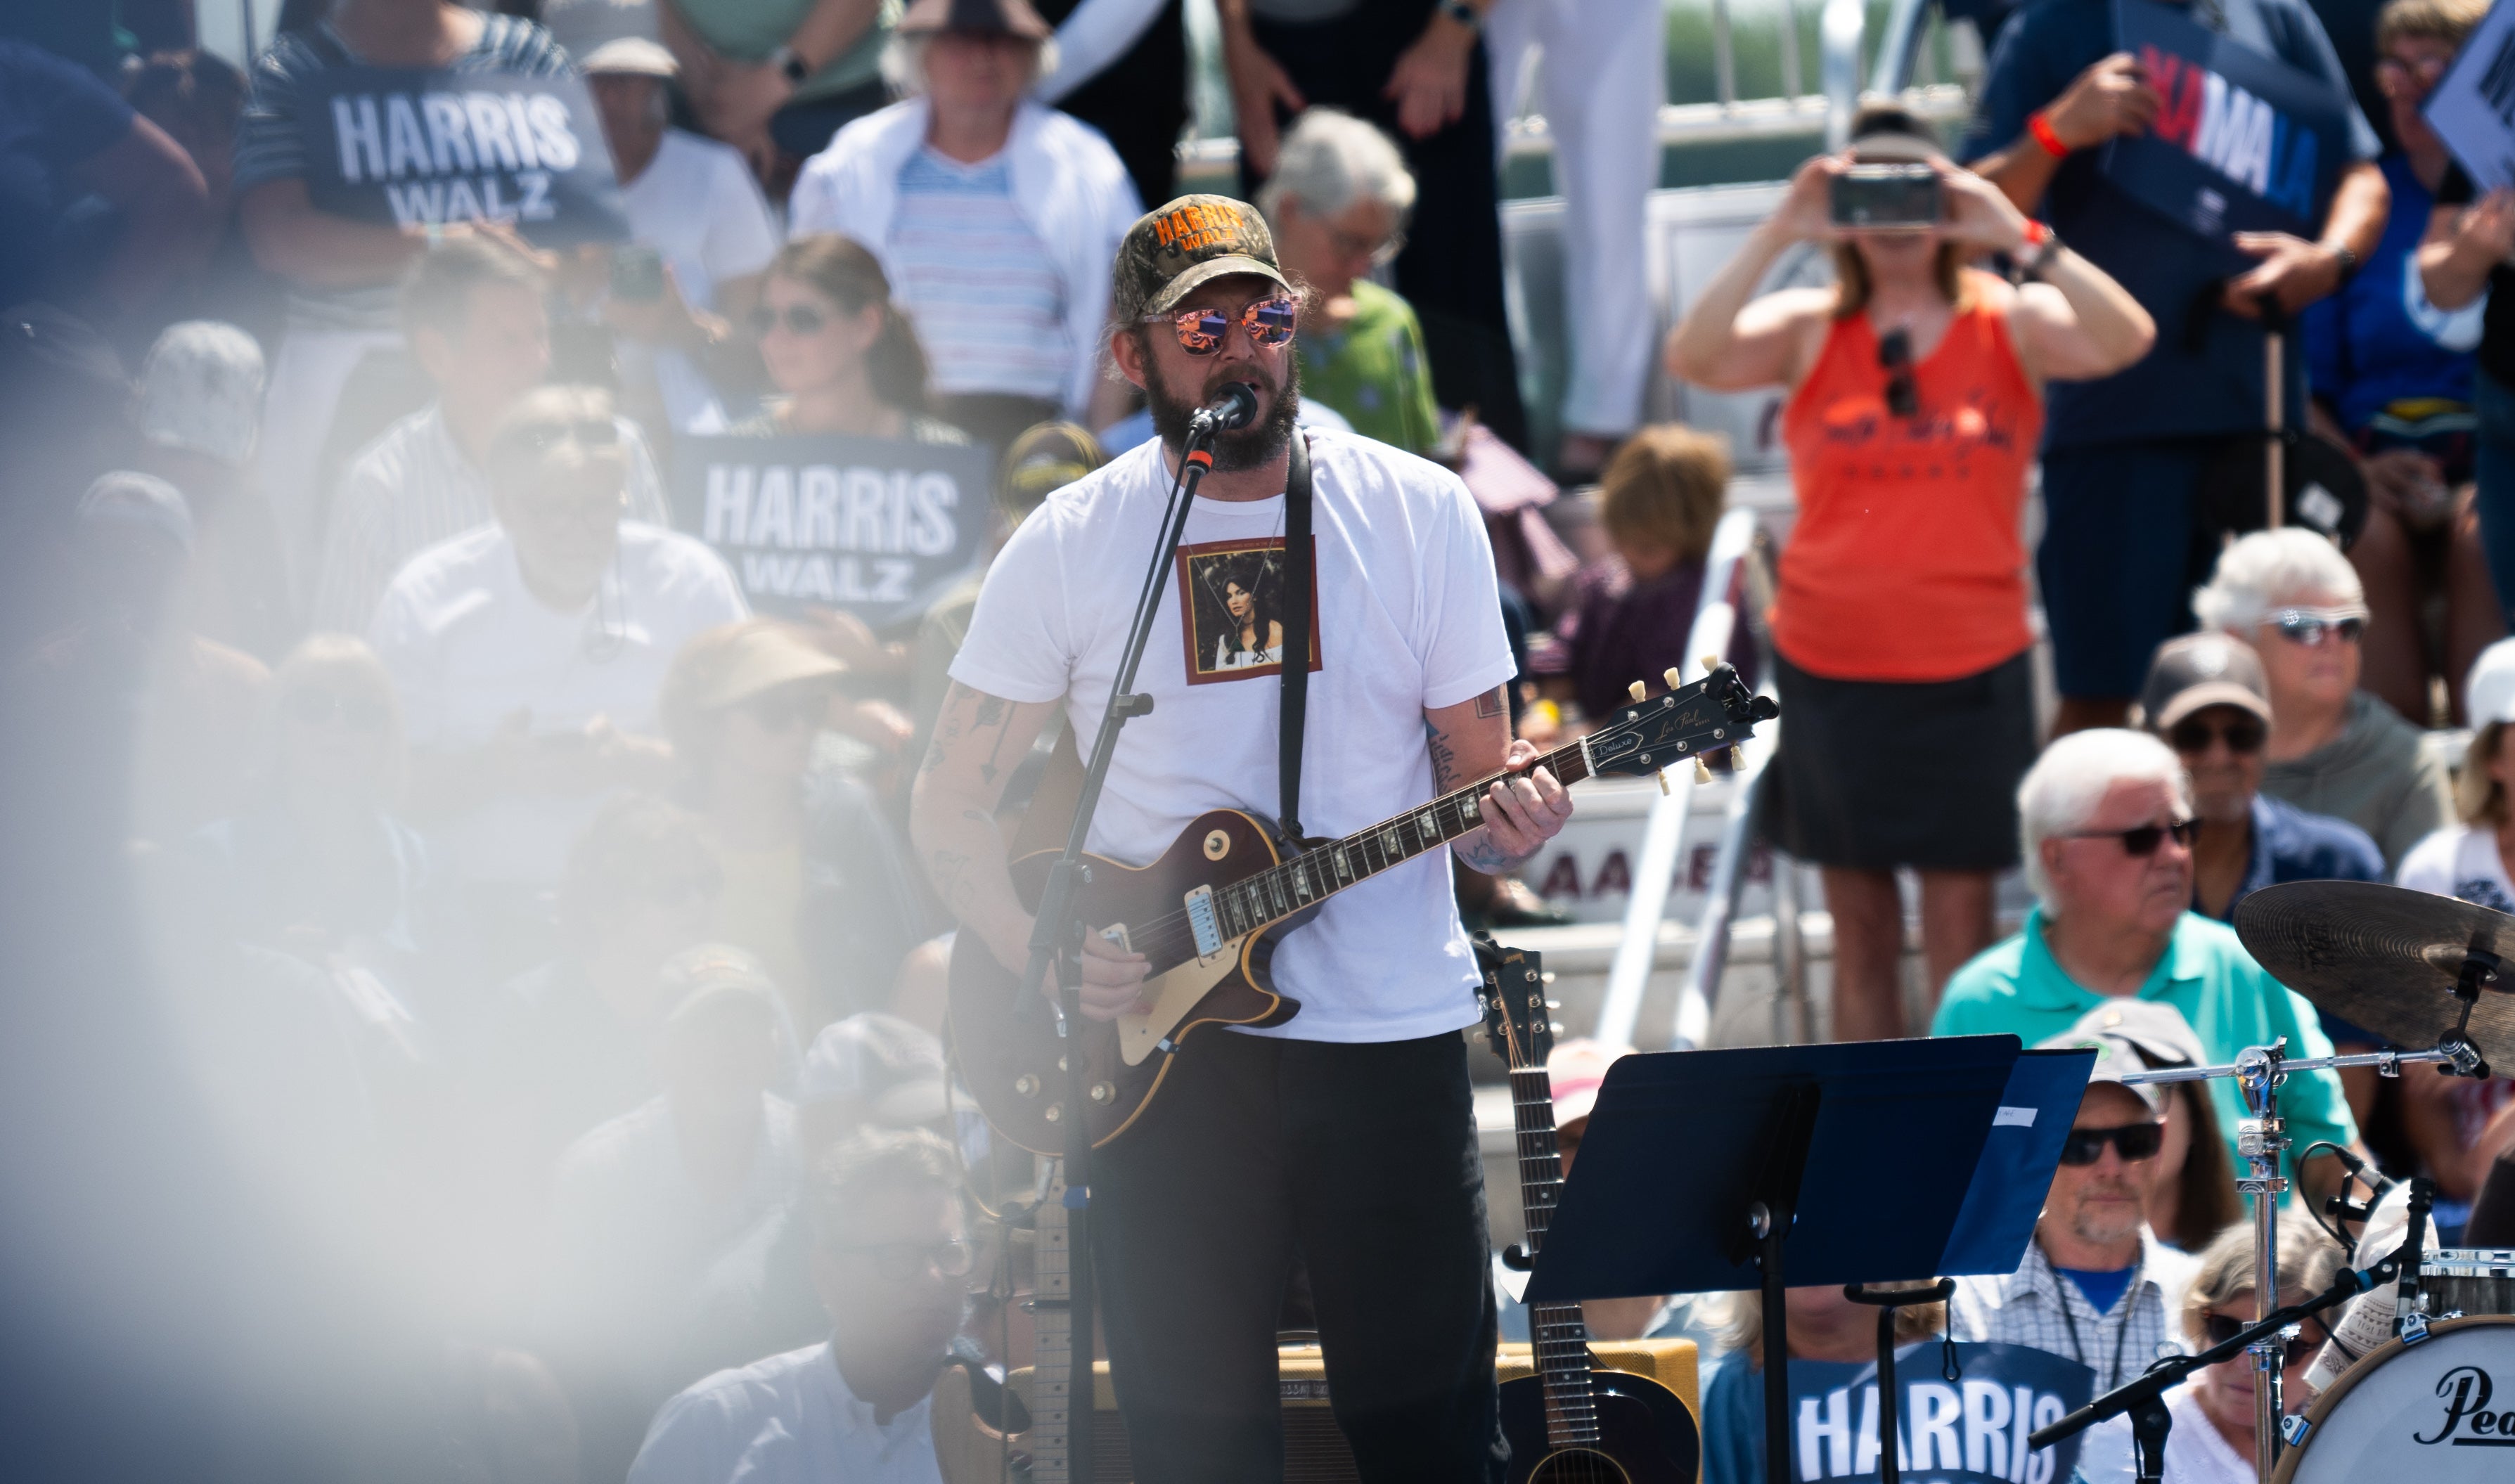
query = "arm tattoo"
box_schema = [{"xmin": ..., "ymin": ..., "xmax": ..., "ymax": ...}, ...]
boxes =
[
  {"xmin": 1455, "ymin": 837, "xmax": 1524, "ymax": 874},
  {"xmin": 1474, "ymin": 686, "xmax": 1506, "ymax": 720},
  {"xmin": 1424, "ymin": 721, "xmax": 1464, "ymax": 794}
]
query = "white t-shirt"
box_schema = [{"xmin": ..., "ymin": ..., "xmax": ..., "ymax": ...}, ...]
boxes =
[
  {"xmin": 368, "ymin": 521, "xmax": 747, "ymax": 886},
  {"xmin": 628, "ymin": 1341, "xmax": 941, "ymax": 1484},
  {"xmin": 949, "ymin": 429, "xmax": 1519, "ymax": 1042},
  {"xmin": 2395, "ymin": 822, "xmax": 2515, "ymax": 914},
  {"xmin": 619, "ymin": 129, "xmax": 781, "ymax": 432}
]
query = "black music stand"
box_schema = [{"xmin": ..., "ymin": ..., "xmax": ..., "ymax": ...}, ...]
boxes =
[{"xmin": 1526, "ymin": 1036, "xmax": 2092, "ymax": 1484}]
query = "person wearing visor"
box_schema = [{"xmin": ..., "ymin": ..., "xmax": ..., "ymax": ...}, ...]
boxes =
[
  {"xmin": 1666, "ymin": 105, "xmax": 2152, "ymax": 1041},
  {"xmin": 2139, "ymin": 632, "xmax": 2384, "ymax": 924},
  {"xmin": 2194, "ymin": 527, "xmax": 2452, "ymax": 867},
  {"xmin": 1951, "ymin": 1001, "xmax": 2211, "ymax": 1393},
  {"xmin": 1934, "ymin": 728, "xmax": 2358, "ymax": 1204},
  {"xmin": 913, "ymin": 193, "xmax": 1569, "ymax": 1480}
]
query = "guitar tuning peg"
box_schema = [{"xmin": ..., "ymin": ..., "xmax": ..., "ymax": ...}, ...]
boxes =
[
  {"xmin": 1628, "ymin": 680, "xmax": 1647, "ymax": 702},
  {"xmin": 1699, "ymin": 654, "xmax": 1720, "ymax": 674},
  {"xmin": 1540, "ymin": 972, "xmax": 1555, "ymax": 983},
  {"xmin": 1664, "ymin": 667, "xmax": 1685, "ymax": 690},
  {"xmin": 1548, "ymin": 1021, "xmax": 1564, "ymax": 1036},
  {"xmin": 1694, "ymin": 757, "xmax": 1713, "ymax": 785},
  {"xmin": 1729, "ymin": 745, "xmax": 1747, "ymax": 771},
  {"xmin": 1545, "ymin": 999, "xmax": 1561, "ymax": 1012},
  {"xmin": 1655, "ymin": 768, "xmax": 1671, "ymax": 795}
]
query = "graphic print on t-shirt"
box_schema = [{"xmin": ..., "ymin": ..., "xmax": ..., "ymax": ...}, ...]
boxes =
[{"xmin": 1173, "ymin": 535, "xmax": 1322, "ymax": 684}]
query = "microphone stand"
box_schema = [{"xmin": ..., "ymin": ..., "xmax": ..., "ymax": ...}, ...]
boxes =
[
  {"xmin": 2026, "ymin": 1228, "xmax": 2424, "ymax": 1483},
  {"xmin": 1010, "ymin": 395, "xmax": 1244, "ymax": 1484}
]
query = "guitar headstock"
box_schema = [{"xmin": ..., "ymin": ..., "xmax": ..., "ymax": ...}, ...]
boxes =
[
  {"xmin": 1473, "ymin": 937, "xmax": 1555, "ymax": 1073},
  {"xmin": 1584, "ymin": 659, "xmax": 1779, "ymax": 782}
]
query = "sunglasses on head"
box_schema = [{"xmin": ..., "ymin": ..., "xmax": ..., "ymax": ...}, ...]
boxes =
[
  {"xmin": 284, "ymin": 688, "xmax": 390, "ymax": 733},
  {"xmin": 2201, "ymin": 1312, "xmax": 2328, "ymax": 1364},
  {"xmin": 2057, "ymin": 1121, "xmax": 2165, "ymax": 1166},
  {"xmin": 2168, "ymin": 713, "xmax": 2267, "ymax": 756},
  {"xmin": 2066, "ymin": 819, "xmax": 2199, "ymax": 856},
  {"xmin": 2268, "ymin": 609, "xmax": 2365, "ymax": 647},
  {"xmin": 1878, "ymin": 327, "xmax": 1919, "ymax": 419},
  {"xmin": 515, "ymin": 418, "xmax": 620, "ymax": 452},
  {"xmin": 749, "ymin": 303, "xmax": 832, "ymax": 337},
  {"xmin": 1150, "ymin": 295, "xmax": 1298, "ymax": 356}
]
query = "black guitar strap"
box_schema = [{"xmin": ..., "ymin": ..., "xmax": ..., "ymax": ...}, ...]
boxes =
[{"xmin": 1278, "ymin": 433, "xmax": 1314, "ymax": 845}]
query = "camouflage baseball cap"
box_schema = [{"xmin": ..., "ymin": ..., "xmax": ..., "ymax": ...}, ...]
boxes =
[{"xmin": 1112, "ymin": 195, "xmax": 1293, "ymax": 324}]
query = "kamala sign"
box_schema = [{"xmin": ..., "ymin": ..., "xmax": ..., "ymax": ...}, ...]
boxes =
[
  {"xmin": 671, "ymin": 434, "xmax": 993, "ymax": 628},
  {"xmin": 300, "ymin": 68, "xmax": 628, "ymax": 244}
]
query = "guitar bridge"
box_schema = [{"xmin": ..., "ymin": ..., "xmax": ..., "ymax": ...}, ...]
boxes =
[{"xmin": 1185, "ymin": 884, "xmax": 1224, "ymax": 959}]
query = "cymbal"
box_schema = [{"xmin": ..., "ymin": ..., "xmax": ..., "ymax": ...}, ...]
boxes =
[{"xmin": 2232, "ymin": 880, "xmax": 2515, "ymax": 1057}]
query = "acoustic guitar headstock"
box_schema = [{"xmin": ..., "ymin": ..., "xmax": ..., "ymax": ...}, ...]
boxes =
[
  {"xmin": 1474, "ymin": 937, "xmax": 1555, "ymax": 1075},
  {"xmin": 1583, "ymin": 658, "xmax": 1777, "ymax": 788}
]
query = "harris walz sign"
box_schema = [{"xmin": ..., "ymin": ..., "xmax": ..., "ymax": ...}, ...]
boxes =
[
  {"xmin": 300, "ymin": 69, "xmax": 627, "ymax": 245},
  {"xmin": 671, "ymin": 434, "xmax": 991, "ymax": 629},
  {"xmin": 2099, "ymin": 0, "xmax": 2353, "ymax": 246},
  {"xmin": 1772, "ymin": 1343, "xmax": 2095, "ymax": 1484}
]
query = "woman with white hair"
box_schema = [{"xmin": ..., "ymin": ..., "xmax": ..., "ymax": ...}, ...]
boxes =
[
  {"xmin": 786, "ymin": 0, "xmax": 1140, "ymax": 456},
  {"xmin": 1259, "ymin": 108, "xmax": 1438, "ymax": 456},
  {"xmin": 2193, "ymin": 528, "xmax": 2451, "ymax": 866}
]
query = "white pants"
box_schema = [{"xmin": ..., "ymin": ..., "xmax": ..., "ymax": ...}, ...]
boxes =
[
  {"xmin": 259, "ymin": 323, "xmax": 402, "ymax": 602},
  {"xmin": 1486, "ymin": 0, "xmax": 1663, "ymax": 438}
]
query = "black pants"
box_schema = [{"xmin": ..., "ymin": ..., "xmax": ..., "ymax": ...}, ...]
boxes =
[
  {"xmin": 1093, "ymin": 1028, "xmax": 1505, "ymax": 1483},
  {"xmin": 1243, "ymin": 1, "xmax": 1529, "ymax": 453}
]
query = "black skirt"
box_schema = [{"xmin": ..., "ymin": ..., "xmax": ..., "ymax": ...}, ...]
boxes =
[{"xmin": 1760, "ymin": 649, "xmax": 2038, "ymax": 872}]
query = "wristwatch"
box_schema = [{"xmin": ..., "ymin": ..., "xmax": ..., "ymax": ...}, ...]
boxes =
[
  {"xmin": 768, "ymin": 43, "xmax": 811, "ymax": 84},
  {"xmin": 1439, "ymin": 0, "xmax": 1481, "ymax": 31},
  {"xmin": 2015, "ymin": 219, "xmax": 2064, "ymax": 281},
  {"xmin": 2330, "ymin": 244, "xmax": 2360, "ymax": 286}
]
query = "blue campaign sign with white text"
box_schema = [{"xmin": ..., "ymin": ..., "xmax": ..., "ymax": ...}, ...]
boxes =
[
  {"xmin": 1704, "ymin": 1342, "xmax": 2096, "ymax": 1484},
  {"xmin": 299, "ymin": 67, "xmax": 627, "ymax": 245},
  {"xmin": 2099, "ymin": 0, "xmax": 2353, "ymax": 246}
]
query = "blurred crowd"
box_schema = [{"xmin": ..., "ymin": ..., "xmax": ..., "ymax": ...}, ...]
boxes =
[{"xmin": 12, "ymin": 0, "xmax": 2515, "ymax": 1478}]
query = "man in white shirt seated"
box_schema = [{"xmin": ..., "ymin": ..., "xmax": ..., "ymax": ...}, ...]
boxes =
[
  {"xmin": 581, "ymin": 37, "xmax": 781, "ymax": 435},
  {"xmin": 366, "ymin": 386, "xmax": 746, "ymax": 946},
  {"xmin": 627, "ymin": 1126, "xmax": 971, "ymax": 1484},
  {"xmin": 787, "ymin": 0, "xmax": 1142, "ymax": 455},
  {"xmin": 311, "ymin": 240, "xmax": 673, "ymax": 631},
  {"xmin": 1950, "ymin": 1002, "xmax": 2207, "ymax": 1395}
]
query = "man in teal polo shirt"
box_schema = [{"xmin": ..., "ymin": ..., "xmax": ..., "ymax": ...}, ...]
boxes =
[{"xmin": 1934, "ymin": 728, "xmax": 2357, "ymax": 1199}]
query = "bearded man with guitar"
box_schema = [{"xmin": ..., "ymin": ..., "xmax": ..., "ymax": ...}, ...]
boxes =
[{"xmin": 910, "ymin": 193, "xmax": 1575, "ymax": 1483}]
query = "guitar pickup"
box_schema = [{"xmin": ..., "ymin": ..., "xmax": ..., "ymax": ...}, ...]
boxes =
[{"xmin": 1185, "ymin": 884, "xmax": 1224, "ymax": 959}]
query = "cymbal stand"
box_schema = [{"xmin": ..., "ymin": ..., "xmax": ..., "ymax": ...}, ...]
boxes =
[{"xmin": 2232, "ymin": 1043, "xmax": 2286, "ymax": 1482}]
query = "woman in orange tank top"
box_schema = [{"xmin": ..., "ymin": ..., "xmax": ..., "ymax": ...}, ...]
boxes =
[{"xmin": 1666, "ymin": 107, "xmax": 2154, "ymax": 1040}]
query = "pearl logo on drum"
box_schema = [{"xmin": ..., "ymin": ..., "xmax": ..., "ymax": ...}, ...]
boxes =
[{"xmin": 2414, "ymin": 1365, "xmax": 2515, "ymax": 1447}]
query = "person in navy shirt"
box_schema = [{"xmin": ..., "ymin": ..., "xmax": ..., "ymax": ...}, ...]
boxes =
[
  {"xmin": 2303, "ymin": 0, "xmax": 2497, "ymax": 725},
  {"xmin": 1964, "ymin": 0, "xmax": 2388, "ymax": 734}
]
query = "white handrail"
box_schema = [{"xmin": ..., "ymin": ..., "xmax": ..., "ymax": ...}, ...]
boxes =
[
  {"xmin": 1591, "ymin": 505, "xmax": 1760, "ymax": 1050},
  {"xmin": 1820, "ymin": 0, "xmax": 1868, "ymax": 150}
]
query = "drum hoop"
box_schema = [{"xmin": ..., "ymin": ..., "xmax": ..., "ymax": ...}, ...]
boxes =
[{"xmin": 2268, "ymin": 1314, "xmax": 2515, "ymax": 1484}]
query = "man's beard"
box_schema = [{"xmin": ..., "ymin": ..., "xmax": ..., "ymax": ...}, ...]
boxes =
[{"xmin": 1143, "ymin": 342, "xmax": 1302, "ymax": 473}]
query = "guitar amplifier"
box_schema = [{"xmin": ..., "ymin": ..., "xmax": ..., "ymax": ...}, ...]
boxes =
[{"xmin": 1015, "ymin": 1338, "xmax": 1699, "ymax": 1483}]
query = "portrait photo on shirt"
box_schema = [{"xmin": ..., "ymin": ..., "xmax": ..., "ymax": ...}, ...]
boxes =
[{"xmin": 1173, "ymin": 536, "xmax": 1321, "ymax": 683}]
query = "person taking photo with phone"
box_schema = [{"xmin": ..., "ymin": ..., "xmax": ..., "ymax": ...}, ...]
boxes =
[{"xmin": 1666, "ymin": 107, "xmax": 2152, "ymax": 1041}]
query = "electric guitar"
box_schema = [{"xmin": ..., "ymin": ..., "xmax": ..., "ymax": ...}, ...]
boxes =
[
  {"xmin": 932, "ymin": 1163, "xmax": 1074, "ymax": 1483},
  {"xmin": 948, "ymin": 662, "xmax": 1776, "ymax": 1153},
  {"xmin": 1477, "ymin": 938, "xmax": 1699, "ymax": 1484}
]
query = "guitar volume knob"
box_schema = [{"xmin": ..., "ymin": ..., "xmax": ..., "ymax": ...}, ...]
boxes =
[
  {"xmin": 1015, "ymin": 1075, "xmax": 1040, "ymax": 1097},
  {"xmin": 1089, "ymin": 1082, "xmax": 1115, "ymax": 1104},
  {"xmin": 1043, "ymin": 1104, "xmax": 1063, "ymax": 1123}
]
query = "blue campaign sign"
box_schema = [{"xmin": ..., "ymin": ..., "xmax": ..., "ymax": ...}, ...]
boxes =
[
  {"xmin": 1704, "ymin": 1342, "xmax": 2097, "ymax": 1484},
  {"xmin": 671, "ymin": 434, "xmax": 993, "ymax": 630},
  {"xmin": 299, "ymin": 67, "xmax": 628, "ymax": 245},
  {"xmin": 2099, "ymin": 0, "xmax": 2354, "ymax": 243}
]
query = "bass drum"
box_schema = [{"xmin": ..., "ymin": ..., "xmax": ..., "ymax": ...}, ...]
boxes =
[{"xmin": 2273, "ymin": 1316, "xmax": 2515, "ymax": 1483}]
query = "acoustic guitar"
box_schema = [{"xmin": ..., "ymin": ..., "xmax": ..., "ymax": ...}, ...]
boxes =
[
  {"xmin": 933, "ymin": 1163, "xmax": 1075, "ymax": 1483},
  {"xmin": 1477, "ymin": 938, "xmax": 1699, "ymax": 1484},
  {"xmin": 948, "ymin": 662, "xmax": 1775, "ymax": 1153}
]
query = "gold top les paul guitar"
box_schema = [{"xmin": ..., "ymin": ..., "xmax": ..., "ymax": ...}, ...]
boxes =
[{"xmin": 948, "ymin": 663, "xmax": 1776, "ymax": 1153}]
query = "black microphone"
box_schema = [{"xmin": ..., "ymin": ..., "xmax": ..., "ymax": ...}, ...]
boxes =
[{"xmin": 1188, "ymin": 382, "xmax": 1259, "ymax": 435}]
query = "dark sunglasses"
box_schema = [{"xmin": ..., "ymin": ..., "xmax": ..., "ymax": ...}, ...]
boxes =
[
  {"xmin": 2202, "ymin": 1312, "xmax": 2328, "ymax": 1364},
  {"xmin": 1152, "ymin": 295, "xmax": 1298, "ymax": 356},
  {"xmin": 749, "ymin": 304, "xmax": 833, "ymax": 337},
  {"xmin": 284, "ymin": 689, "xmax": 391, "ymax": 732},
  {"xmin": 2269, "ymin": 610, "xmax": 2365, "ymax": 647},
  {"xmin": 2168, "ymin": 714, "xmax": 2268, "ymax": 755},
  {"xmin": 1879, "ymin": 327, "xmax": 1919, "ymax": 418},
  {"xmin": 516, "ymin": 418, "xmax": 620, "ymax": 452},
  {"xmin": 2066, "ymin": 819, "xmax": 2199, "ymax": 856},
  {"xmin": 742, "ymin": 684, "xmax": 828, "ymax": 731},
  {"xmin": 2057, "ymin": 1121, "xmax": 2165, "ymax": 1166}
]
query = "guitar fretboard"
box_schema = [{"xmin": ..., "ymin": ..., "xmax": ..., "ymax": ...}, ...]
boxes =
[
  {"xmin": 1029, "ymin": 1168, "xmax": 1074, "ymax": 1481},
  {"xmin": 1510, "ymin": 1064, "xmax": 1600, "ymax": 1449}
]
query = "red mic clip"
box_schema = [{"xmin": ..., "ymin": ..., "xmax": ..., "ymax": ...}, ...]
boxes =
[{"xmin": 1183, "ymin": 449, "xmax": 1215, "ymax": 470}]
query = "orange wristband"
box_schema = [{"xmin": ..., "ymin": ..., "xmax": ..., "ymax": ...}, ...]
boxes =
[
  {"xmin": 2019, "ymin": 219, "xmax": 2052, "ymax": 247},
  {"xmin": 2028, "ymin": 110, "xmax": 2070, "ymax": 159}
]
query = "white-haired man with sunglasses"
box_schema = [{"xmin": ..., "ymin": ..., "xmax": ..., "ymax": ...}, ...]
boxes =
[
  {"xmin": 911, "ymin": 194, "xmax": 1569, "ymax": 1481},
  {"xmin": 1933, "ymin": 728, "xmax": 2358, "ymax": 1205},
  {"xmin": 1950, "ymin": 1003, "xmax": 2206, "ymax": 1393}
]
